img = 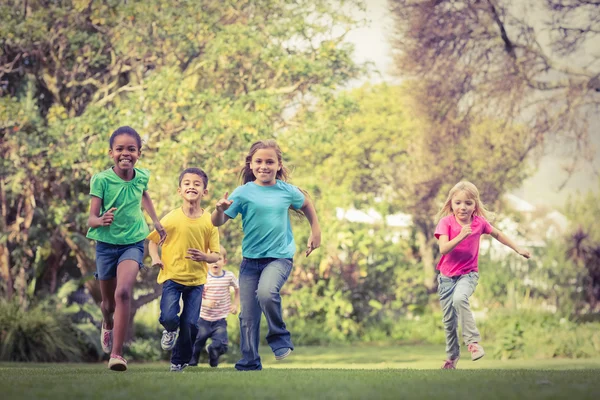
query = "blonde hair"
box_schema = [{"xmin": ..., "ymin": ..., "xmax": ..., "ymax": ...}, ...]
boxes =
[{"xmin": 436, "ymin": 181, "xmax": 493, "ymax": 222}]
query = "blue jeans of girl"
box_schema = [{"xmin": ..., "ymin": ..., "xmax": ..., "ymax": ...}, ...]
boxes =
[{"xmin": 235, "ymin": 257, "xmax": 294, "ymax": 371}]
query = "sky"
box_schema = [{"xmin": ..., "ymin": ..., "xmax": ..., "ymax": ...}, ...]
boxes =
[{"xmin": 344, "ymin": 0, "xmax": 599, "ymax": 209}]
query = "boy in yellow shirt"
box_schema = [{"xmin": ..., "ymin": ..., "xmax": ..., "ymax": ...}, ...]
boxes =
[{"xmin": 147, "ymin": 168, "xmax": 220, "ymax": 372}]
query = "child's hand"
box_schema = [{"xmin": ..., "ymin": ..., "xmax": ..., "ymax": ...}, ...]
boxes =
[
  {"xmin": 305, "ymin": 230, "xmax": 321, "ymax": 257},
  {"xmin": 459, "ymin": 224, "xmax": 472, "ymax": 239},
  {"xmin": 100, "ymin": 207, "xmax": 117, "ymax": 226},
  {"xmin": 230, "ymin": 304, "xmax": 238, "ymax": 314},
  {"xmin": 517, "ymin": 248, "xmax": 531, "ymax": 259},
  {"xmin": 203, "ymin": 299, "xmax": 218, "ymax": 308},
  {"xmin": 155, "ymin": 222, "xmax": 167, "ymax": 246},
  {"xmin": 186, "ymin": 248, "xmax": 209, "ymax": 262},
  {"xmin": 215, "ymin": 192, "xmax": 233, "ymax": 213},
  {"xmin": 151, "ymin": 258, "xmax": 164, "ymax": 270}
]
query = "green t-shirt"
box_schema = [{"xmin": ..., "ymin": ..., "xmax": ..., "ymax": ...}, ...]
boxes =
[{"xmin": 86, "ymin": 167, "xmax": 151, "ymax": 245}]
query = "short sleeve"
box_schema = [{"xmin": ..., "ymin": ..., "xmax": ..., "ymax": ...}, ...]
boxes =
[
  {"xmin": 229, "ymin": 272, "xmax": 239, "ymax": 289},
  {"xmin": 480, "ymin": 217, "xmax": 493, "ymax": 235},
  {"xmin": 434, "ymin": 217, "xmax": 451, "ymax": 239},
  {"xmin": 224, "ymin": 186, "xmax": 242, "ymax": 219},
  {"xmin": 89, "ymin": 174, "xmax": 104, "ymax": 199},
  {"xmin": 137, "ymin": 168, "xmax": 150, "ymax": 191},
  {"xmin": 289, "ymin": 184, "xmax": 305, "ymax": 210},
  {"xmin": 208, "ymin": 225, "xmax": 220, "ymax": 253}
]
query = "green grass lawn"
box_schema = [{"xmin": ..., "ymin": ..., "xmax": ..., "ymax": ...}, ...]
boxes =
[{"xmin": 1, "ymin": 345, "xmax": 599, "ymax": 399}]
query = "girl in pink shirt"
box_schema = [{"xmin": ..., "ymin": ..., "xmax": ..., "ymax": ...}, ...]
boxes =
[{"xmin": 434, "ymin": 181, "xmax": 530, "ymax": 369}]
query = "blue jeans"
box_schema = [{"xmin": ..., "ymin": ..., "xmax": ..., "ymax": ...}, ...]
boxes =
[
  {"xmin": 191, "ymin": 318, "xmax": 228, "ymax": 362},
  {"xmin": 235, "ymin": 257, "xmax": 294, "ymax": 371},
  {"xmin": 159, "ymin": 280, "xmax": 204, "ymax": 365}
]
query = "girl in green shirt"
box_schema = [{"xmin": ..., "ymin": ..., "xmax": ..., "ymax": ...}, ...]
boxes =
[{"xmin": 86, "ymin": 126, "xmax": 166, "ymax": 371}]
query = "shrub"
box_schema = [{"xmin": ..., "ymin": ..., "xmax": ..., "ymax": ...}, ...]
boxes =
[{"xmin": 0, "ymin": 300, "xmax": 85, "ymax": 362}]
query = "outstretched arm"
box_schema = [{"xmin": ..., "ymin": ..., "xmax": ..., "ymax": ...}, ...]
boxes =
[
  {"xmin": 300, "ymin": 198, "xmax": 321, "ymax": 257},
  {"xmin": 490, "ymin": 227, "xmax": 531, "ymax": 258},
  {"xmin": 211, "ymin": 192, "xmax": 233, "ymax": 227},
  {"xmin": 142, "ymin": 191, "xmax": 166, "ymax": 245}
]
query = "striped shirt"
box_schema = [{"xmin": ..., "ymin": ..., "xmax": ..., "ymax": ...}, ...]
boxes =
[{"xmin": 200, "ymin": 270, "xmax": 239, "ymax": 321}]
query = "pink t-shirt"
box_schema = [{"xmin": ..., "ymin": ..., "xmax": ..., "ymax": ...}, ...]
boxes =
[{"xmin": 434, "ymin": 215, "xmax": 493, "ymax": 277}]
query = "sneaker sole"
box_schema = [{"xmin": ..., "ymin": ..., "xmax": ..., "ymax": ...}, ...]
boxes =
[
  {"xmin": 472, "ymin": 353, "xmax": 485, "ymax": 361},
  {"xmin": 109, "ymin": 363, "xmax": 127, "ymax": 372},
  {"xmin": 275, "ymin": 349, "xmax": 292, "ymax": 361}
]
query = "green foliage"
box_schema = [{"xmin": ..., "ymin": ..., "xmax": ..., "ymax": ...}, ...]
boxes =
[
  {"xmin": 480, "ymin": 310, "xmax": 600, "ymax": 359},
  {"xmin": 0, "ymin": 300, "xmax": 85, "ymax": 362},
  {"xmin": 494, "ymin": 321, "xmax": 525, "ymax": 360}
]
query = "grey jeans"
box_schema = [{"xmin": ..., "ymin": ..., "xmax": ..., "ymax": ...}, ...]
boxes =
[{"xmin": 438, "ymin": 271, "xmax": 481, "ymax": 359}]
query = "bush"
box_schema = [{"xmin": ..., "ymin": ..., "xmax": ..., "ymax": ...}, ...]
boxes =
[
  {"xmin": 0, "ymin": 300, "xmax": 87, "ymax": 362},
  {"xmin": 480, "ymin": 310, "xmax": 600, "ymax": 359}
]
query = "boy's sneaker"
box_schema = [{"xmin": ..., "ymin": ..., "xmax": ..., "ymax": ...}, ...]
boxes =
[
  {"xmin": 100, "ymin": 325, "xmax": 112, "ymax": 354},
  {"xmin": 108, "ymin": 354, "xmax": 127, "ymax": 371},
  {"xmin": 468, "ymin": 343, "xmax": 485, "ymax": 361},
  {"xmin": 206, "ymin": 344, "xmax": 220, "ymax": 368},
  {"xmin": 161, "ymin": 330, "xmax": 178, "ymax": 351},
  {"xmin": 274, "ymin": 347, "xmax": 292, "ymax": 361},
  {"xmin": 169, "ymin": 363, "xmax": 188, "ymax": 372},
  {"xmin": 441, "ymin": 357, "xmax": 459, "ymax": 369}
]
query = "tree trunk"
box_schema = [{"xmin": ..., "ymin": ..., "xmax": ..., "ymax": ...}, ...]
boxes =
[
  {"xmin": 126, "ymin": 280, "xmax": 162, "ymax": 342},
  {"xmin": 62, "ymin": 232, "xmax": 102, "ymax": 304},
  {"xmin": 0, "ymin": 177, "xmax": 13, "ymax": 299}
]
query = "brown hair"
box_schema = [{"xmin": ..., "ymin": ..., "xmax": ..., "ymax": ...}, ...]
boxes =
[
  {"xmin": 240, "ymin": 139, "xmax": 290, "ymax": 184},
  {"xmin": 240, "ymin": 139, "xmax": 308, "ymax": 217}
]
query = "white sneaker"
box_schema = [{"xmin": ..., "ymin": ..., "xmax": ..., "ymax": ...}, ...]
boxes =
[
  {"xmin": 100, "ymin": 324, "xmax": 112, "ymax": 354},
  {"xmin": 161, "ymin": 330, "xmax": 178, "ymax": 351},
  {"xmin": 108, "ymin": 354, "xmax": 127, "ymax": 371},
  {"xmin": 170, "ymin": 363, "xmax": 188, "ymax": 372},
  {"xmin": 468, "ymin": 343, "xmax": 485, "ymax": 361}
]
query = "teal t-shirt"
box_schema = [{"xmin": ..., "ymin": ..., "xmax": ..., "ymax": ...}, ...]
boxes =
[
  {"xmin": 86, "ymin": 167, "xmax": 150, "ymax": 245},
  {"xmin": 224, "ymin": 180, "xmax": 305, "ymax": 259}
]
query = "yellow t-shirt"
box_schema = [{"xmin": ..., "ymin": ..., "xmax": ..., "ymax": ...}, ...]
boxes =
[{"xmin": 147, "ymin": 208, "xmax": 220, "ymax": 286}]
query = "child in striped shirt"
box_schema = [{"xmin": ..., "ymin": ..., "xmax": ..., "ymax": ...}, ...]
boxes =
[{"xmin": 189, "ymin": 245, "xmax": 239, "ymax": 367}]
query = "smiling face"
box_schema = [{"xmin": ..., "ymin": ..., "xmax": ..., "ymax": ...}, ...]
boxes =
[
  {"xmin": 451, "ymin": 190, "xmax": 476, "ymax": 224},
  {"xmin": 178, "ymin": 173, "xmax": 207, "ymax": 203},
  {"xmin": 109, "ymin": 134, "xmax": 141, "ymax": 174},
  {"xmin": 250, "ymin": 148, "xmax": 281, "ymax": 186}
]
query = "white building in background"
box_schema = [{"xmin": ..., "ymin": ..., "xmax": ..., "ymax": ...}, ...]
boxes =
[{"xmin": 336, "ymin": 194, "xmax": 569, "ymax": 253}]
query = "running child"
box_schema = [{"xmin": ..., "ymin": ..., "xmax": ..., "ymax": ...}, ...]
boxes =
[
  {"xmin": 434, "ymin": 181, "xmax": 530, "ymax": 369},
  {"xmin": 147, "ymin": 167, "xmax": 220, "ymax": 372},
  {"xmin": 189, "ymin": 245, "xmax": 239, "ymax": 368},
  {"xmin": 87, "ymin": 126, "xmax": 166, "ymax": 371},
  {"xmin": 211, "ymin": 139, "xmax": 321, "ymax": 371}
]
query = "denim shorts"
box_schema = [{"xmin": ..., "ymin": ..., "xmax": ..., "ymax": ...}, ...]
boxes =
[{"xmin": 94, "ymin": 240, "xmax": 145, "ymax": 280}]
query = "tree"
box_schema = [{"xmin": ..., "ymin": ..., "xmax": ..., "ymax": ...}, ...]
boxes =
[
  {"xmin": 0, "ymin": 0, "xmax": 366, "ymax": 318},
  {"xmin": 287, "ymin": 83, "xmax": 532, "ymax": 290},
  {"xmin": 389, "ymin": 0, "xmax": 599, "ymax": 180}
]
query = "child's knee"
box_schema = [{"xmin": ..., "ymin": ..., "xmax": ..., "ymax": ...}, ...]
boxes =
[
  {"xmin": 452, "ymin": 294, "xmax": 469, "ymax": 308},
  {"xmin": 114, "ymin": 288, "xmax": 132, "ymax": 303},
  {"xmin": 256, "ymin": 287, "xmax": 278, "ymax": 304}
]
